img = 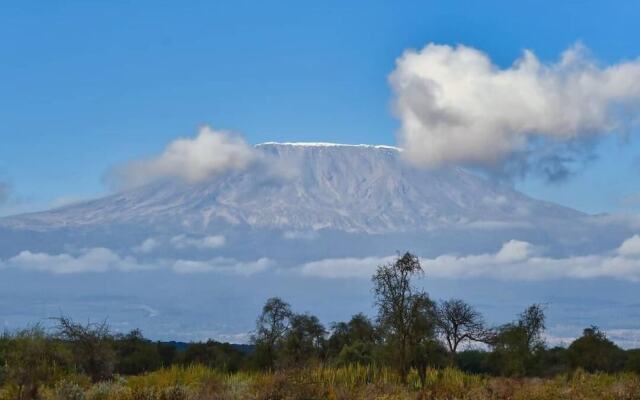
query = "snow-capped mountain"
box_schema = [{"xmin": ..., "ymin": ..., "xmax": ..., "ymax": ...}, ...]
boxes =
[
  {"xmin": 0, "ymin": 142, "xmax": 583, "ymax": 234},
  {"xmin": 1, "ymin": 143, "xmax": 637, "ymax": 343}
]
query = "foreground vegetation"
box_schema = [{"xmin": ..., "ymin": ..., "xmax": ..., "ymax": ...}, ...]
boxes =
[
  {"xmin": 2, "ymin": 252, "xmax": 640, "ymax": 399},
  {"xmin": 3, "ymin": 364, "xmax": 640, "ymax": 400}
]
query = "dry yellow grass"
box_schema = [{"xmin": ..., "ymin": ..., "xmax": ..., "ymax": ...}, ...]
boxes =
[{"xmin": 3, "ymin": 366, "xmax": 640, "ymax": 400}]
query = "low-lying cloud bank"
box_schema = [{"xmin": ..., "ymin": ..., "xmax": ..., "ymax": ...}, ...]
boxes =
[
  {"xmin": 5, "ymin": 235, "xmax": 640, "ymax": 281},
  {"xmin": 133, "ymin": 235, "xmax": 227, "ymax": 253},
  {"xmin": 1, "ymin": 248, "xmax": 150, "ymax": 274},
  {"xmin": 171, "ymin": 257, "xmax": 273, "ymax": 275},
  {"xmin": 109, "ymin": 126, "xmax": 256, "ymax": 189},
  {"xmin": 300, "ymin": 235, "xmax": 640, "ymax": 281},
  {"xmin": 0, "ymin": 248, "xmax": 271, "ymax": 276},
  {"xmin": 391, "ymin": 43, "xmax": 640, "ymax": 178}
]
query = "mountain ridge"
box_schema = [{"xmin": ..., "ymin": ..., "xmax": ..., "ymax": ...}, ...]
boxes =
[{"xmin": 0, "ymin": 142, "xmax": 584, "ymax": 235}]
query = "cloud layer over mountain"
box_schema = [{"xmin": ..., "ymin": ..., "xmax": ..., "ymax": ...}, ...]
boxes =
[
  {"xmin": 110, "ymin": 126, "xmax": 256, "ymax": 189},
  {"xmin": 390, "ymin": 43, "xmax": 640, "ymax": 175},
  {"xmin": 301, "ymin": 235, "xmax": 640, "ymax": 281}
]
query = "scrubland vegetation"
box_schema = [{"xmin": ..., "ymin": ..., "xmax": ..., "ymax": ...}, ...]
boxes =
[{"xmin": 2, "ymin": 253, "xmax": 640, "ymax": 399}]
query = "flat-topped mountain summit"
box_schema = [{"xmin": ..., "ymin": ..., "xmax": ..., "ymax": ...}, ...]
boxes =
[{"xmin": 0, "ymin": 142, "xmax": 583, "ymax": 235}]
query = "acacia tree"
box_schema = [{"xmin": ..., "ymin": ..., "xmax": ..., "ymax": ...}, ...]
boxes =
[
  {"xmin": 518, "ymin": 303, "xmax": 546, "ymax": 351},
  {"xmin": 372, "ymin": 252, "xmax": 435, "ymax": 383},
  {"xmin": 489, "ymin": 304, "xmax": 547, "ymax": 376},
  {"xmin": 54, "ymin": 316, "xmax": 115, "ymax": 382},
  {"xmin": 252, "ymin": 297, "xmax": 293, "ymax": 369},
  {"xmin": 436, "ymin": 299, "xmax": 487, "ymax": 355}
]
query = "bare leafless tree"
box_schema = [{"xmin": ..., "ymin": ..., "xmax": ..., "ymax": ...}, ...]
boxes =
[
  {"xmin": 436, "ymin": 298, "xmax": 487, "ymax": 354},
  {"xmin": 53, "ymin": 316, "xmax": 115, "ymax": 382}
]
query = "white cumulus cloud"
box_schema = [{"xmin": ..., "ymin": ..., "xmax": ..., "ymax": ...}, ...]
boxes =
[
  {"xmin": 616, "ymin": 234, "xmax": 640, "ymax": 256},
  {"xmin": 1, "ymin": 247, "xmax": 269, "ymax": 277},
  {"xmin": 2, "ymin": 248, "xmax": 151, "ymax": 274},
  {"xmin": 390, "ymin": 43, "xmax": 640, "ymax": 170},
  {"xmin": 301, "ymin": 236, "xmax": 640, "ymax": 281},
  {"xmin": 111, "ymin": 126, "xmax": 256, "ymax": 189},
  {"xmin": 300, "ymin": 255, "xmax": 395, "ymax": 279}
]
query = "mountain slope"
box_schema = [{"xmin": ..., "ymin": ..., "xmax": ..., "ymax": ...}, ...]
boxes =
[
  {"xmin": 0, "ymin": 143, "xmax": 582, "ymax": 233},
  {"xmin": 0, "ymin": 143, "xmax": 584, "ymax": 234}
]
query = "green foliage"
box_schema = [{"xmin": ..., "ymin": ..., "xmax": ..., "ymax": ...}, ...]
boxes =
[
  {"xmin": 54, "ymin": 317, "xmax": 116, "ymax": 382},
  {"xmin": 568, "ymin": 326, "xmax": 625, "ymax": 373},
  {"xmin": 282, "ymin": 313, "xmax": 326, "ymax": 367},
  {"xmin": 1, "ymin": 266, "xmax": 640, "ymax": 400},
  {"xmin": 251, "ymin": 297, "xmax": 292, "ymax": 370},
  {"xmin": 114, "ymin": 330, "xmax": 162, "ymax": 375},
  {"xmin": 180, "ymin": 340, "xmax": 245, "ymax": 372},
  {"xmin": 625, "ymin": 349, "xmax": 640, "ymax": 373},
  {"xmin": 488, "ymin": 304, "xmax": 547, "ymax": 377},
  {"xmin": 456, "ymin": 350, "xmax": 490, "ymax": 374},
  {"xmin": 2, "ymin": 326, "xmax": 71, "ymax": 400},
  {"xmin": 372, "ymin": 252, "xmax": 437, "ymax": 382}
]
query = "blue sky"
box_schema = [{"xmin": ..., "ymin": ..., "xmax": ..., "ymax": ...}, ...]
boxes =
[{"xmin": 1, "ymin": 0, "xmax": 640, "ymax": 215}]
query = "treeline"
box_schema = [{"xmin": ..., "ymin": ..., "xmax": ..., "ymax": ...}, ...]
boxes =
[{"xmin": 1, "ymin": 253, "xmax": 640, "ymax": 399}]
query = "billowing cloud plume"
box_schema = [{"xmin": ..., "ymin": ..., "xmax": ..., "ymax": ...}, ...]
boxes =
[
  {"xmin": 111, "ymin": 126, "xmax": 256, "ymax": 189},
  {"xmin": 390, "ymin": 43, "xmax": 640, "ymax": 173},
  {"xmin": 301, "ymin": 235, "xmax": 640, "ymax": 281}
]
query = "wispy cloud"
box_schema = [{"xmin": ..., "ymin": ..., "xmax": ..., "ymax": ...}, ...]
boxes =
[
  {"xmin": 132, "ymin": 235, "xmax": 226, "ymax": 254},
  {"xmin": 171, "ymin": 257, "xmax": 273, "ymax": 276},
  {"xmin": 391, "ymin": 43, "xmax": 640, "ymax": 178},
  {"xmin": 300, "ymin": 236, "xmax": 640, "ymax": 281},
  {"xmin": 170, "ymin": 234, "xmax": 226, "ymax": 250},
  {"xmin": 133, "ymin": 238, "xmax": 162, "ymax": 254},
  {"xmin": 282, "ymin": 231, "xmax": 319, "ymax": 240}
]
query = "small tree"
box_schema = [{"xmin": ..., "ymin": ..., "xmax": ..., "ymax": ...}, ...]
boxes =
[
  {"xmin": 488, "ymin": 304, "xmax": 547, "ymax": 376},
  {"xmin": 113, "ymin": 329, "xmax": 162, "ymax": 375},
  {"xmin": 436, "ymin": 299, "xmax": 487, "ymax": 356},
  {"xmin": 372, "ymin": 252, "xmax": 435, "ymax": 383},
  {"xmin": 54, "ymin": 316, "xmax": 115, "ymax": 382},
  {"xmin": 283, "ymin": 313, "xmax": 326, "ymax": 366},
  {"xmin": 328, "ymin": 313, "xmax": 378, "ymax": 365},
  {"xmin": 568, "ymin": 326, "xmax": 625, "ymax": 373},
  {"xmin": 251, "ymin": 297, "xmax": 293, "ymax": 369},
  {"xmin": 518, "ymin": 304, "xmax": 546, "ymax": 351}
]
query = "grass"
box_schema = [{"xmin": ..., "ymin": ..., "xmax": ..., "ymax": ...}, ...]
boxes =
[{"xmin": 3, "ymin": 366, "xmax": 640, "ymax": 400}]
